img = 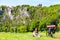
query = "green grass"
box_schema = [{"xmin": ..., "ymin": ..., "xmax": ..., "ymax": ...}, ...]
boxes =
[{"xmin": 0, "ymin": 32, "xmax": 60, "ymax": 40}]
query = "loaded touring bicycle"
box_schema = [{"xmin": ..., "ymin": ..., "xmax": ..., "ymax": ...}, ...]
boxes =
[{"xmin": 46, "ymin": 25, "xmax": 56, "ymax": 37}]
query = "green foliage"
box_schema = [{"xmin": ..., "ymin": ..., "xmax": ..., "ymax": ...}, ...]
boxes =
[
  {"xmin": 18, "ymin": 26, "xmax": 27, "ymax": 33},
  {"xmin": 0, "ymin": 4, "xmax": 60, "ymax": 32}
]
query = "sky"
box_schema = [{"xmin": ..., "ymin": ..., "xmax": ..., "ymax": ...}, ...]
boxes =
[{"xmin": 0, "ymin": 0, "xmax": 60, "ymax": 6}]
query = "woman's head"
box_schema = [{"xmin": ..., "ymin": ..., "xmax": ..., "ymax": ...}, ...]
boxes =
[{"xmin": 34, "ymin": 27, "xmax": 38, "ymax": 33}]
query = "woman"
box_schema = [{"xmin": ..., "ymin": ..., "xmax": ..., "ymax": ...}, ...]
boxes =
[{"xmin": 33, "ymin": 28, "xmax": 40, "ymax": 37}]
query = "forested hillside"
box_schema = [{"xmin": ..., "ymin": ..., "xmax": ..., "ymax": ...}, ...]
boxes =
[{"xmin": 0, "ymin": 4, "xmax": 60, "ymax": 32}]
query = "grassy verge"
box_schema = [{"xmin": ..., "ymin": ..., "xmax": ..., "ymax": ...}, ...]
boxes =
[{"xmin": 0, "ymin": 32, "xmax": 60, "ymax": 40}]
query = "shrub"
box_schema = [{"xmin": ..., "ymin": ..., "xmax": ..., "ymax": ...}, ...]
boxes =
[
  {"xmin": 57, "ymin": 23, "xmax": 60, "ymax": 31},
  {"xmin": 18, "ymin": 26, "xmax": 27, "ymax": 33}
]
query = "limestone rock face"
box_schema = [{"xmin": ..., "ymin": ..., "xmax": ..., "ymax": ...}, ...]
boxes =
[
  {"xmin": 16, "ymin": 7, "xmax": 31, "ymax": 24},
  {"xmin": 5, "ymin": 7, "xmax": 14, "ymax": 20},
  {"xmin": 1, "ymin": 6, "xmax": 31, "ymax": 25}
]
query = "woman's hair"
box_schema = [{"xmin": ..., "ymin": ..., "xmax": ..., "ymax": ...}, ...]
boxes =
[{"xmin": 33, "ymin": 27, "xmax": 38, "ymax": 33}]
